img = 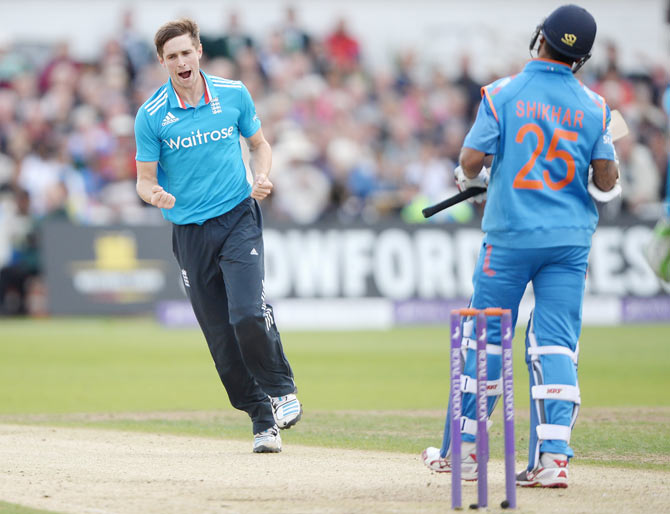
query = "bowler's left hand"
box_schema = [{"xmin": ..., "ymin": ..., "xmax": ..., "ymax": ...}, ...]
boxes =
[{"xmin": 251, "ymin": 174, "xmax": 273, "ymax": 201}]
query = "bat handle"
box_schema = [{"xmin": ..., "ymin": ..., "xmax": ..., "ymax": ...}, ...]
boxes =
[{"xmin": 422, "ymin": 187, "xmax": 486, "ymax": 218}]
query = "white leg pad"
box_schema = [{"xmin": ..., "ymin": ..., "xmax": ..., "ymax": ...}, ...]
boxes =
[
  {"xmin": 462, "ymin": 337, "xmax": 502, "ymax": 355},
  {"xmin": 527, "ymin": 345, "xmax": 579, "ymax": 364},
  {"xmin": 531, "ymin": 384, "xmax": 581, "ymax": 404},
  {"xmin": 526, "ymin": 311, "xmax": 580, "ymax": 470},
  {"xmin": 461, "ymin": 416, "xmax": 493, "ymax": 436},
  {"xmin": 536, "ymin": 423, "xmax": 572, "ymax": 443},
  {"xmin": 461, "ymin": 375, "xmax": 502, "ymax": 396},
  {"xmin": 463, "ymin": 319, "xmax": 474, "ymax": 338}
]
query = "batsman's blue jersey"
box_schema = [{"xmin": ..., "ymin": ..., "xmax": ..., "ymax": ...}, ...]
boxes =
[
  {"xmin": 463, "ymin": 59, "xmax": 616, "ymax": 248},
  {"xmin": 135, "ymin": 71, "xmax": 261, "ymax": 225}
]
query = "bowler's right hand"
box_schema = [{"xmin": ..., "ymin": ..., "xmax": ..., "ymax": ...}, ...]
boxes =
[{"xmin": 150, "ymin": 185, "xmax": 176, "ymax": 209}]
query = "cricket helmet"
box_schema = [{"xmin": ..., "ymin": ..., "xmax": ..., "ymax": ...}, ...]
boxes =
[{"xmin": 530, "ymin": 4, "xmax": 597, "ymax": 72}]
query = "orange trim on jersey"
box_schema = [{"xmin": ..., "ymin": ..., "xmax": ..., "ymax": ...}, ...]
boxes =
[
  {"xmin": 483, "ymin": 244, "xmax": 496, "ymax": 277},
  {"xmin": 482, "ymin": 87, "xmax": 499, "ymax": 123},
  {"xmin": 531, "ymin": 57, "xmax": 572, "ymax": 69},
  {"xmin": 578, "ymin": 78, "xmax": 608, "ymax": 131},
  {"xmin": 590, "ymin": 96, "xmax": 606, "ymax": 131}
]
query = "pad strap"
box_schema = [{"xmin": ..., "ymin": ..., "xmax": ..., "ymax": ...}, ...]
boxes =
[
  {"xmin": 461, "ymin": 375, "xmax": 502, "ymax": 396},
  {"xmin": 463, "ymin": 337, "xmax": 502, "ymax": 355},
  {"xmin": 463, "ymin": 319, "xmax": 474, "ymax": 338},
  {"xmin": 531, "ymin": 384, "xmax": 581, "ymax": 404},
  {"xmin": 527, "ymin": 345, "xmax": 578, "ymax": 364},
  {"xmin": 536, "ymin": 423, "xmax": 571, "ymax": 443},
  {"xmin": 461, "ymin": 416, "xmax": 493, "ymax": 436}
]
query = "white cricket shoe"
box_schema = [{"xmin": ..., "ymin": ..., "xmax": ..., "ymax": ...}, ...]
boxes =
[
  {"xmin": 421, "ymin": 442, "xmax": 478, "ymax": 480},
  {"xmin": 516, "ymin": 452, "xmax": 568, "ymax": 488},
  {"xmin": 253, "ymin": 425, "xmax": 282, "ymax": 453},
  {"xmin": 270, "ymin": 394, "xmax": 302, "ymax": 429}
]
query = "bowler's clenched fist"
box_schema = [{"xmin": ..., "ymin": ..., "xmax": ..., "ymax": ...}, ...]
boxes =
[
  {"xmin": 251, "ymin": 174, "xmax": 273, "ymax": 201},
  {"xmin": 150, "ymin": 185, "xmax": 176, "ymax": 209}
]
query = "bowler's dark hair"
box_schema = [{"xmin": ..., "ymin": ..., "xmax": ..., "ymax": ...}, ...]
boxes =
[{"xmin": 154, "ymin": 18, "xmax": 200, "ymax": 57}]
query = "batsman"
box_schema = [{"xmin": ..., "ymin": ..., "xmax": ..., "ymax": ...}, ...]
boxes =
[{"xmin": 422, "ymin": 4, "xmax": 621, "ymax": 488}]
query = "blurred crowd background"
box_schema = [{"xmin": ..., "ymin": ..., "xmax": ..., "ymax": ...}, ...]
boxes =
[{"xmin": 0, "ymin": 4, "xmax": 668, "ymax": 315}]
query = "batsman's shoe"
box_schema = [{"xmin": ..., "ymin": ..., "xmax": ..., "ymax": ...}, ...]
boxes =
[
  {"xmin": 422, "ymin": 447, "xmax": 450, "ymax": 473},
  {"xmin": 421, "ymin": 442, "xmax": 478, "ymax": 480},
  {"xmin": 516, "ymin": 453, "xmax": 568, "ymax": 488},
  {"xmin": 270, "ymin": 394, "xmax": 302, "ymax": 429},
  {"xmin": 253, "ymin": 425, "xmax": 282, "ymax": 453}
]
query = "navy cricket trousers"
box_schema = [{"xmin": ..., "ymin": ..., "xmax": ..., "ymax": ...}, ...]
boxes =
[{"xmin": 172, "ymin": 197, "xmax": 296, "ymax": 434}]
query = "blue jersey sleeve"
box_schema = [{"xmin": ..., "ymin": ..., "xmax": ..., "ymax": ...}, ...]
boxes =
[
  {"xmin": 238, "ymin": 84, "xmax": 261, "ymax": 138},
  {"xmin": 590, "ymin": 106, "xmax": 616, "ymax": 161},
  {"xmin": 463, "ymin": 96, "xmax": 500, "ymax": 155},
  {"xmin": 134, "ymin": 109, "xmax": 160, "ymax": 162}
]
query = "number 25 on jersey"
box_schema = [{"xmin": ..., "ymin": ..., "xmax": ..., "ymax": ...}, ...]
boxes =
[{"xmin": 513, "ymin": 123, "xmax": 578, "ymax": 191}]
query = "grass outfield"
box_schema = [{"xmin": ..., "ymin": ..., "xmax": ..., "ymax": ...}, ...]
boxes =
[
  {"xmin": 0, "ymin": 501, "xmax": 64, "ymax": 514},
  {"xmin": 1, "ymin": 318, "xmax": 669, "ymax": 472}
]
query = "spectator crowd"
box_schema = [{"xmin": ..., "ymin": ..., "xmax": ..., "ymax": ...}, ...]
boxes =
[{"xmin": 0, "ymin": 6, "xmax": 668, "ymax": 315}]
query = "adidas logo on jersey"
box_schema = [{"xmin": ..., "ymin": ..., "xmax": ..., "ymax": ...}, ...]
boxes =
[
  {"xmin": 250, "ymin": 248, "xmax": 259, "ymax": 256},
  {"xmin": 162, "ymin": 112, "xmax": 179, "ymax": 126}
]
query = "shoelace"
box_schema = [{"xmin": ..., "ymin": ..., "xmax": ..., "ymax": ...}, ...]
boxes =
[{"xmin": 257, "ymin": 425, "xmax": 279, "ymax": 437}]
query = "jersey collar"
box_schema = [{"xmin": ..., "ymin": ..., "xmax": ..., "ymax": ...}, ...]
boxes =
[
  {"xmin": 167, "ymin": 70, "xmax": 215, "ymax": 109},
  {"xmin": 525, "ymin": 58, "xmax": 572, "ymax": 74}
]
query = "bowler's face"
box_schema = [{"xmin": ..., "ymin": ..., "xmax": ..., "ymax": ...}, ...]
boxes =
[{"xmin": 159, "ymin": 34, "xmax": 202, "ymax": 89}]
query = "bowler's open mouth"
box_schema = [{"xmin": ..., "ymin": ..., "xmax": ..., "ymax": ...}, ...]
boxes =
[{"xmin": 178, "ymin": 70, "xmax": 192, "ymax": 79}]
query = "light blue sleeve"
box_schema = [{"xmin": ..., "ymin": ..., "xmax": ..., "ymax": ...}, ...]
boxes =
[
  {"xmin": 134, "ymin": 109, "xmax": 160, "ymax": 162},
  {"xmin": 462, "ymin": 96, "xmax": 500, "ymax": 155},
  {"xmin": 590, "ymin": 106, "xmax": 616, "ymax": 161},
  {"xmin": 238, "ymin": 84, "xmax": 262, "ymax": 138}
]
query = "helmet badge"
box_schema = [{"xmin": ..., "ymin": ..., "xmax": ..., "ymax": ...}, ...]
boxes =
[{"xmin": 561, "ymin": 34, "xmax": 577, "ymax": 47}]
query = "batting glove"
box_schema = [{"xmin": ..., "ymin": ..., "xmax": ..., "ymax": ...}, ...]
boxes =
[
  {"xmin": 587, "ymin": 148, "xmax": 623, "ymax": 203},
  {"xmin": 587, "ymin": 166, "xmax": 622, "ymax": 203},
  {"xmin": 454, "ymin": 165, "xmax": 489, "ymax": 204}
]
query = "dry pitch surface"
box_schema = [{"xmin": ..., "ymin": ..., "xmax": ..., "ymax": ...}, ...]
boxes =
[{"xmin": 1, "ymin": 424, "xmax": 669, "ymax": 514}]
